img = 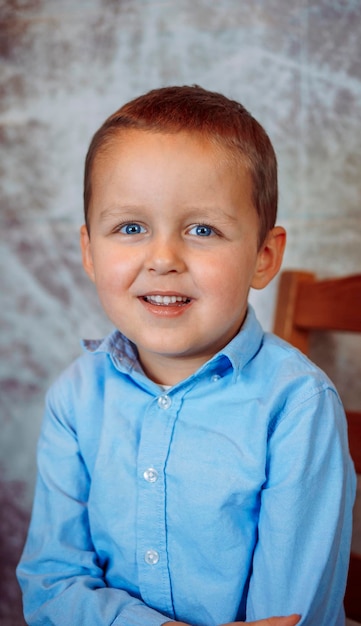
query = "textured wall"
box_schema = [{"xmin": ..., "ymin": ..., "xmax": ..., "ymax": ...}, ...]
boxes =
[{"xmin": 1, "ymin": 1, "xmax": 360, "ymax": 623}]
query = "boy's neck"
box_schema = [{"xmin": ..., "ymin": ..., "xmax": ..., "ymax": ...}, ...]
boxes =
[{"xmin": 138, "ymin": 351, "xmax": 215, "ymax": 387}]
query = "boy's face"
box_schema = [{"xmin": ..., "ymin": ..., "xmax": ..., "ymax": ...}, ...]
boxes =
[{"xmin": 81, "ymin": 129, "xmax": 285, "ymax": 384}]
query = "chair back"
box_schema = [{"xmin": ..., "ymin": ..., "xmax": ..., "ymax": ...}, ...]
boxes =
[{"xmin": 273, "ymin": 270, "xmax": 361, "ymax": 622}]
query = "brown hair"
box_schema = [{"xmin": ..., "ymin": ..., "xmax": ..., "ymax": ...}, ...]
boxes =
[{"xmin": 84, "ymin": 85, "xmax": 278, "ymax": 246}]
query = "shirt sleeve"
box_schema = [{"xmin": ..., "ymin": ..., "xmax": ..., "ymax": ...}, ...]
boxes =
[
  {"xmin": 16, "ymin": 386, "xmax": 170, "ymax": 626},
  {"xmin": 246, "ymin": 385, "xmax": 356, "ymax": 626}
]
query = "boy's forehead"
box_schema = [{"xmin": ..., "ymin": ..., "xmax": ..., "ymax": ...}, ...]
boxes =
[
  {"xmin": 88, "ymin": 129, "xmax": 257, "ymax": 227},
  {"xmin": 88, "ymin": 129, "xmax": 259, "ymax": 232},
  {"xmin": 92, "ymin": 127, "xmax": 250, "ymax": 178}
]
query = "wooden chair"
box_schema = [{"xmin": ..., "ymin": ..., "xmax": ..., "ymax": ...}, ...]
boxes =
[{"xmin": 273, "ymin": 270, "xmax": 361, "ymax": 623}]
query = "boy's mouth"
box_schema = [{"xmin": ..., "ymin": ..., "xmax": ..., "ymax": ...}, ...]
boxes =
[{"xmin": 142, "ymin": 295, "xmax": 191, "ymax": 306}]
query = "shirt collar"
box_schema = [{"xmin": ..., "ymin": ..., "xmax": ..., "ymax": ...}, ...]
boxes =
[
  {"xmin": 82, "ymin": 331, "xmax": 142, "ymax": 374},
  {"xmin": 198, "ymin": 305, "xmax": 264, "ymax": 381},
  {"xmin": 82, "ymin": 305, "xmax": 264, "ymax": 381}
]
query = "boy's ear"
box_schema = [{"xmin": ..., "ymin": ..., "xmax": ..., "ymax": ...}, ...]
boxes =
[
  {"xmin": 80, "ymin": 224, "xmax": 96, "ymax": 283},
  {"xmin": 251, "ymin": 226, "xmax": 286, "ymax": 290}
]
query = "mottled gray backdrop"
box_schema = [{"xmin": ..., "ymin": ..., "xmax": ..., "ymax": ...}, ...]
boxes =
[{"xmin": 1, "ymin": 1, "xmax": 360, "ymax": 624}]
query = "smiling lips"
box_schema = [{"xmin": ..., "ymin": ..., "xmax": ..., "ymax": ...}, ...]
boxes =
[{"xmin": 143, "ymin": 294, "xmax": 191, "ymax": 306}]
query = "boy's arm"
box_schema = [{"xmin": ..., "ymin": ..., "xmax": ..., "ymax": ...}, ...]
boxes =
[
  {"xmin": 16, "ymin": 387, "xmax": 171, "ymax": 626},
  {"xmin": 246, "ymin": 386, "xmax": 355, "ymax": 625},
  {"xmin": 163, "ymin": 615, "xmax": 301, "ymax": 626}
]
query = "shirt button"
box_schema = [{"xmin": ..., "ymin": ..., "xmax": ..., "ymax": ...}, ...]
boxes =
[
  {"xmin": 144, "ymin": 549, "xmax": 159, "ymax": 565},
  {"xmin": 157, "ymin": 394, "xmax": 171, "ymax": 409},
  {"xmin": 143, "ymin": 468, "xmax": 158, "ymax": 483},
  {"xmin": 211, "ymin": 374, "xmax": 221, "ymax": 383}
]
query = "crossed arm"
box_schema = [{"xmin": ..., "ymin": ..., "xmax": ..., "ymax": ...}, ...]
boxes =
[{"xmin": 163, "ymin": 615, "xmax": 301, "ymax": 626}]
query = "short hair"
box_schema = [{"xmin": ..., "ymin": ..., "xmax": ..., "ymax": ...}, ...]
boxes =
[{"xmin": 84, "ymin": 85, "xmax": 277, "ymax": 246}]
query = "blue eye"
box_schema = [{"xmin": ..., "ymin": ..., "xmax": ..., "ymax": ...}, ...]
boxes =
[
  {"xmin": 119, "ymin": 223, "xmax": 146, "ymax": 235},
  {"xmin": 189, "ymin": 224, "xmax": 214, "ymax": 237}
]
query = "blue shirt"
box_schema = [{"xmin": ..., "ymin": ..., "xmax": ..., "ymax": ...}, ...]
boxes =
[{"xmin": 17, "ymin": 307, "xmax": 356, "ymax": 626}]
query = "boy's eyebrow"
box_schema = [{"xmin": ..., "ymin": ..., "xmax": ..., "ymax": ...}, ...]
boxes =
[
  {"xmin": 185, "ymin": 209, "xmax": 241, "ymax": 226},
  {"xmin": 98, "ymin": 204, "xmax": 241, "ymax": 223},
  {"xmin": 98, "ymin": 205, "xmax": 144, "ymax": 221}
]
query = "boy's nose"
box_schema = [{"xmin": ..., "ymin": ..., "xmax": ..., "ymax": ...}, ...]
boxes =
[{"xmin": 145, "ymin": 237, "xmax": 186, "ymax": 274}]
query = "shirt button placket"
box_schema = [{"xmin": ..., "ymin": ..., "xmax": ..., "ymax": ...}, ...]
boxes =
[
  {"xmin": 136, "ymin": 391, "xmax": 175, "ymax": 614},
  {"xmin": 142, "ymin": 398, "xmax": 169, "ymax": 567}
]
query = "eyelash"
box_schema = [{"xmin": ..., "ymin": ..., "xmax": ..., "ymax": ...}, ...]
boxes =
[
  {"xmin": 188, "ymin": 224, "xmax": 216, "ymax": 237},
  {"xmin": 118, "ymin": 223, "xmax": 146, "ymax": 235},
  {"xmin": 115, "ymin": 222, "xmax": 219, "ymax": 237}
]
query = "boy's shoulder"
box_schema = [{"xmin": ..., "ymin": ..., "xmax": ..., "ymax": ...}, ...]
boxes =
[
  {"xmin": 42, "ymin": 329, "xmax": 136, "ymax": 439},
  {"xmin": 234, "ymin": 307, "xmax": 335, "ymax": 394},
  {"xmin": 47, "ymin": 329, "xmax": 134, "ymax": 399},
  {"xmin": 254, "ymin": 330, "xmax": 342, "ymax": 412},
  {"xmin": 260, "ymin": 330, "xmax": 325, "ymax": 377}
]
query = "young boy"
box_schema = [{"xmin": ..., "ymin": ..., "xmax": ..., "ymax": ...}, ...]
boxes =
[{"xmin": 17, "ymin": 86, "xmax": 355, "ymax": 626}]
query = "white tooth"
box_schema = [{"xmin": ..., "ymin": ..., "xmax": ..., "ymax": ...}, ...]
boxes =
[{"xmin": 146, "ymin": 294, "xmax": 189, "ymax": 305}]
